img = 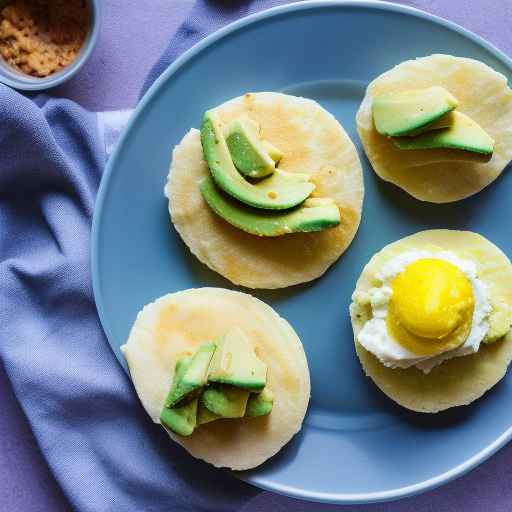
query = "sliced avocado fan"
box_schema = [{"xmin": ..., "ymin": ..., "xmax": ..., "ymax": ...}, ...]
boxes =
[
  {"xmin": 393, "ymin": 111, "xmax": 494, "ymax": 155},
  {"xmin": 225, "ymin": 114, "xmax": 277, "ymax": 178},
  {"xmin": 372, "ymin": 86, "xmax": 458, "ymax": 137},
  {"xmin": 201, "ymin": 110, "xmax": 315, "ymax": 210},
  {"xmin": 200, "ymin": 176, "xmax": 340, "ymax": 237}
]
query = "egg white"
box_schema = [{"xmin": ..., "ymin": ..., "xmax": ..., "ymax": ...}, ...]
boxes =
[{"xmin": 355, "ymin": 250, "xmax": 492, "ymax": 373}]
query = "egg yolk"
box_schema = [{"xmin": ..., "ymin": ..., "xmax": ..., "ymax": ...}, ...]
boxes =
[{"xmin": 387, "ymin": 258, "xmax": 475, "ymax": 356}]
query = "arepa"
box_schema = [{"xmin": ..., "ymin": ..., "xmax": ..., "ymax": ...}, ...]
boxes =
[
  {"xmin": 122, "ymin": 287, "xmax": 310, "ymax": 470},
  {"xmin": 357, "ymin": 55, "xmax": 512, "ymax": 203},
  {"xmin": 166, "ymin": 92, "xmax": 364, "ymax": 289},
  {"xmin": 350, "ymin": 230, "xmax": 512, "ymax": 413}
]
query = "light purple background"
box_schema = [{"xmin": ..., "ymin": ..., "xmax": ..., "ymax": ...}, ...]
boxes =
[{"xmin": 2, "ymin": 1, "xmax": 512, "ymax": 511}]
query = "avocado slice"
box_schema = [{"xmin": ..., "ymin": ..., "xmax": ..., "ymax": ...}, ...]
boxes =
[
  {"xmin": 197, "ymin": 402, "xmax": 220, "ymax": 425},
  {"xmin": 393, "ymin": 111, "xmax": 494, "ymax": 155},
  {"xmin": 402, "ymin": 111, "xmax": 455, "ymax": 137},
  {"xmin": 202, "ymin": 385, "xmax": 250, "ymax": 418},
  {"xmin": 164, "ymin": 342, "xmax": 216, "ymax": 407},
  {"xmin": 246, "ymin": 387, "xmax": 274, "ymax": 417},
  {"xmin": 262, "ymin": 140, "xmax": 283, "ymax": 164},
  {"xmin": 201, "ymin": 110, "xmax": 315, "ymax": 210},
  {"xmin": 208, "ymin": 327, "xmax": 267, "ymax": 391},
  {"xmin": 160, "ymin": 398, "xmax": 198, "ymax": 436},
  {"xmin": 200, "ymin": 176, "xmax": 340, "ymax": 237},
  {"xmin": 372, "ymin": 86, "xmax": 458, "ymax": 136},
  {"xmin": 225, "ymin": 115, "xmax": 276, "ymax": 178}
]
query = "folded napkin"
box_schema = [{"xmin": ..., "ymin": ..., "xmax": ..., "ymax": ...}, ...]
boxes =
[{"xmin": 0, "ymin": 1, "xmax": 291, "ymax": 511}]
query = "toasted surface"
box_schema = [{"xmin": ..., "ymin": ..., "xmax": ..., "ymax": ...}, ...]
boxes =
[
  {"xmin": 166, "ymin": 92, "xmax": 364, "ymax": 289},
  {"xmin": 122, "ymin": 288, "xmax": 310, "ymax": 470},
  {"xmin": 350, "ymin": 230, "xmax": 512, "ymax": 413},
  {"xmin": 357, "ymin": 54, "xmax": 512, "ymax": 203}
]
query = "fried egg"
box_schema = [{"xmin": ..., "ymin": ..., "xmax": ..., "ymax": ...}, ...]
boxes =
[{"xmin": 355, "ymin": 250, "xmax": 491, "ymax": 373}]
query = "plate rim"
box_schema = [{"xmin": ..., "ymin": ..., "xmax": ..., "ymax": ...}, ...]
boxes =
[{"xmin": 91, "ymin": 0, "xmax": 512, "ymax": 504}]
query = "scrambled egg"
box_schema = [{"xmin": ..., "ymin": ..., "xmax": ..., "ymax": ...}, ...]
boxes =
[{"xmin": 355, "ymin": 251, "xmax": 491, "ymax": 373}]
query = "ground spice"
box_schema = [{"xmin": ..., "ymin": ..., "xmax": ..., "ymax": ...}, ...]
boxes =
[{"xmin": 0, "ymin": 0, "xmax": 90, "ymax": 78}]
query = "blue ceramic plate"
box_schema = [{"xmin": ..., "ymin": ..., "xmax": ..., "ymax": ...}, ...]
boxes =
[{"xmin": 91, "ymin": 1, "xmax": 512, "ymax": 504}]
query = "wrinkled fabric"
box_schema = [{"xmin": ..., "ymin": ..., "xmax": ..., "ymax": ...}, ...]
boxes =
[
  {"xmin": 0, "ymin": 1, "xmax": 289, "ymax": 511},
  {"xmin": 142, "ymin": 0, "xmax": 286, "ymax": 95}
]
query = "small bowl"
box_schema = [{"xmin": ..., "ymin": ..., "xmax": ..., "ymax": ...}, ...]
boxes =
[{"xmin": 0, "ymin": 0, "xmax": 100, "ymax": 91}]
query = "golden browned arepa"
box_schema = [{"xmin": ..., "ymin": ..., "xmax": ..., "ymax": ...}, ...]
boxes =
[
  {"xmin": 166, "ymin": 92, "xmax": 364, "ymax": 289},
  {"xmin": 122, "ymin": 288, "xmax": 310, "ymax": 470},
  {"xmin": 357, "ymin": 55, "xmax": 512, "ymax": 203}
]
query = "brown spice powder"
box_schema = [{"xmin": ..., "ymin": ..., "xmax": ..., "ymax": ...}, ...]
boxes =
[{"xmin": 0, "ymin": 0, "xmax": 90, "ymax": 78}]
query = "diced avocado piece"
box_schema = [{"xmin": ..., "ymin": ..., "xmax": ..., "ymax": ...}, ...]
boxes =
[
  {"xmin": 372, "ymin": 86, "xmax": 458, "ymax": 136},
  {"xmin": 200, "ymin": 176, "xmax": 340, "ymax": 237},
  {"xmin": 197, "ymin": 402, "xmax": 220, "ymax": 425},
  {"xmin": 160, "ymin": 398, "xmax": 198, "ymax": 436},
  {"xmin": 164, "ymin": 356, "xmax": 192, "ymax": 405},
  {"xmin": 262, "ymin": 140, "xmax": 283, "ymax": 164},
  {"xmin": 225, "ymin": 114, "xmax": 276, "ymax": 178},
  {"xmin": 201, "ymin": 110, "xmax": 314, "ymax": 210},
  {"xmin": 201, "ymin": 385, "xmax": 249, "ymax": 418},
  {"xmin": 393, "ymin": 111, "xmax": 494, "ymax": 155},
  {"xmin": 246, "ymin": 387, "xmax": 274, "ymax": 417},
  {"xmin": 208, "ymin": 326, "xmax": 267, "ymax": 391},
  {"xmin": 165, "ymin": 342, "xmax": 216, "ymax": 407},
  {"xmin": 484, "ymin": 306, "xmax": 512, "ymax": 343}
]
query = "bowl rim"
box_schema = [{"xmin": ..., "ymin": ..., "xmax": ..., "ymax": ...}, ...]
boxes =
[{"xmin": 0, "ymin": 0, "xmax": 101, "ymax": 91}]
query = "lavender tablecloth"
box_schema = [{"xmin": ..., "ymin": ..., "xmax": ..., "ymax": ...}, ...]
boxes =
[{"xmin": 2, "ymin": 1, "xmax": 512, "ymax": 511}]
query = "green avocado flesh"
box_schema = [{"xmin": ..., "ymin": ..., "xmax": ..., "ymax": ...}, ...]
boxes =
[
  {"xmin": 225, "ymin": 115, "xmax": 276, "ymax": 178},
  {"xmin": 201, "ymin": 110, "xmax": 314, "ymax": 210},
  {"xmin": 208, "ymin": 326, "xmax": 267, "ymax": 391},
  {"xmin": 161, "ymin": 398, "xmax": 198, "ymax": 437},
  {"xmin": 483, "ymin": 307, "xmax": 512, "ymax": 344},
  {"xmin": 160, "ymin": 327, "xmax": 272, "ymax": 434},
  {"xmin": 372, "ymin": 86, "xmax": 459, "ymax": 137},
  {"xmin": 164, "ymin": 342, "xmax": 215, "ymax": 407},
  {"xmin": 246, "ymin": 387, "xmax": 274, "ymax": 417},
  {"xmin": 393, "ymin": 111, "xmax": 495, "ymax": 155},
  {"xmin": 197, "ymin": 402, "xmax": 220, "ymax": 425},
  {"xmin": 402, "ymin": 111, "xmax": 455, "ymax": 136},
  {"xmin": 200, "ymin": 176, "xmax": 341, "ymax": 237},
  {"xmin": 202, "ymin": 385, "xmax": 249, "ymax": 418}
]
